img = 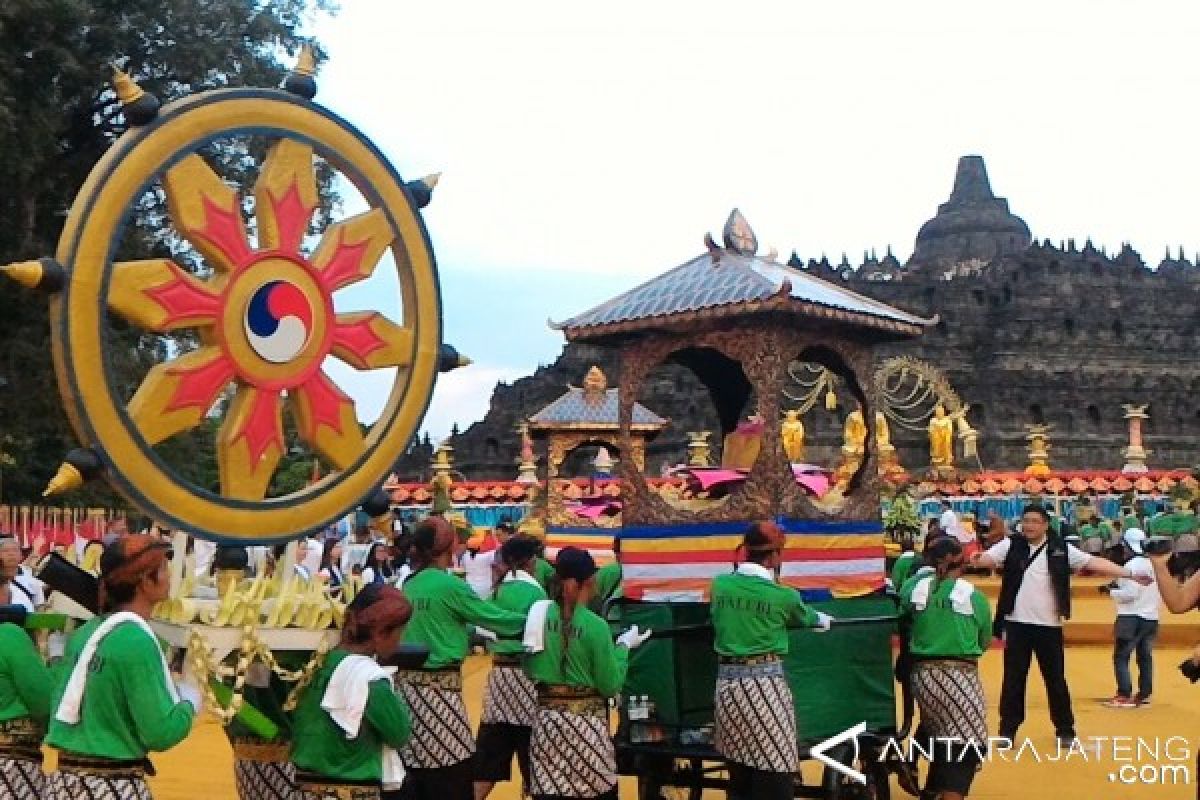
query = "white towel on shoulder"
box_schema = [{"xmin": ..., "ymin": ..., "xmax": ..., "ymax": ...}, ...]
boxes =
[
  {"xmin": 503, "ymin": 569, "xmax": 541, "ymax": 588},
  {"xmin": 56, "ymin": 611, "xmax": 180, "ymax": 725},
  {"xmin": 321, "ymin": 654, "xmax": 405, "ymax": 789},
  {"xmin": 948, "ymin": 578, "xmax": 976, "ymax": 616},
  {"xmin": 911, "ymin": 576, "xmax": 977, "ymax": 616},
  {"xmin": 475, "ymin": 569, "xmax": 543, "ymax": 642},
  {"xmin": 522, "ymin": 599, "xmax": 553, "ymax": 653}
]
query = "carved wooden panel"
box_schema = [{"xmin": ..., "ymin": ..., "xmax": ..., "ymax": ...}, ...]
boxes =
[{"xmin": 618, "ymin": 322, "xmax": 883, "ymax": 526}]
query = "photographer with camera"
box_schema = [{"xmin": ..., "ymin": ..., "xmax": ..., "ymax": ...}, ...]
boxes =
[
  {"xmin": 1145, "ymin": 533, "xmax": 1200, "ymax": 800},
  {"xmin": 1147, "ymin": 533, "xmax": 1200, "ymax": 612}
]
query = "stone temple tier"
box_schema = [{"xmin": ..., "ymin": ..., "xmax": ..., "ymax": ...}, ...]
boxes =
[{"xmin": 428, "ymin": 155, "xmax": 1200, "ymax": 477}]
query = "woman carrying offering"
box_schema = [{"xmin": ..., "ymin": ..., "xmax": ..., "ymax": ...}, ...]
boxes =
[{"xmin": 291, "ymin": 583, "xmax": 413, "ymax": 800}]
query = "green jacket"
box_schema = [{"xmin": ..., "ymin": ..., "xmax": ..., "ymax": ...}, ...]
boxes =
[
  {"xmin": 890, "ymin": 551, "xmax": 919, "ymax": 589},
  {"xmin": 46, "ymin": 614, "xmax": 194, "ymax": 759},
  {"xmin": 1149, "ymin": 512, "xmax": 1198, "ymax": 539},
  {"xmin": 488, "ymin": 572, "xmax": 547, "ymax": 657},
  {"xmin": 525, "ymin": 603, "xmax": 628, "ymax": 697},
  {"xmin": 899, "ymin": 575, "xmax": 992, "ymax": 659},
  {"xmin": 1079, "ymin": 521, "xmax": 1115, "ymax": 541},
  {"xmin": 0, "ymin": 623, "xmax": 52, "ymax": 726},
  {"xmin": 401, "ymin": 568, "xmax": 527, "ymax": 668},
  {"xmin": 290, "ymin": 649, "xmax": 411, "ymax": 782},
  {"xmin": 589, "ymin": 562, "xmax": 623, "ymax": 614},
  {"xmin": 709, "ymin": 566, "xmax": 819, "ymax": 657},
  {"xmin": 533, "ymin": 557, "xmax": 555, "ymax": 590}
]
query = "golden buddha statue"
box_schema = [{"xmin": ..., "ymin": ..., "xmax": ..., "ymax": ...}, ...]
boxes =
[
  {"xmin": 842, "ymin": 407, "xmax": 867, "ymax": 457},
  {"xmin": 781, "ymin": 410, "xmax": 805, "ymax": 463},
  {"xmin": 874, "ymin": 411, "xmax": 892, "ymax": 451},
  {"xmin": 875, "ymin": 410, "xmax": 904, "ymax": 475},
  {"xmin": 722, "ymin": 414, "xmax": 763, "ymax": 469},
  {"xmin": 928, "ymin": 403, "xmax": 955, "ymax": 467}
]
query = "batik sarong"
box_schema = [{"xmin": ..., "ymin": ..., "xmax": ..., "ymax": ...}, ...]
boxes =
[
  {"xmin": 395, "ymin": 669, "xmax": 474, "ymax": 768},
  {"xmin": 295, "ymin": 772, "xmax": 380, "ymax": 800},
  {"xmin": 232, "ymin": 741, "xmax": 300, "ymax": 800},
  {"xmin": 45, "ymin": 770, "xmax": 152, "ymax": 800},
  {"xmin": 481, "ymin": 662, "xmax": 538, "ymax": 727},
  {"xmin": 911, "ymin": 659, "xmax": 988, "ymax": 745},
  {"xmin": 0, "ymin": 718, "xmax": 46, "ymax": 799},
  {"xmin": 528, "ymin": 692, "xmax": 615, "ymax": 799},
  {"xmin": 0, "ymin": 754, "xmax": 45, "ymax": 799},
  {"xmin": 713, "ymin": 659, "xmax": 799, "ymax": 773}
]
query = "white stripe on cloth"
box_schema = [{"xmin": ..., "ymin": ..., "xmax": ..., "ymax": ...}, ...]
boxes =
[
  {"xmin": 55, "ymin": 612, "xmax": 179, "ymax": 726},
  {"xmin": 623, "ymin": 558, "xmax": 884, "ymax": 581},
  {"xmin": 321, "ymin": 654, "xmax": 404, "ymax": 790}
]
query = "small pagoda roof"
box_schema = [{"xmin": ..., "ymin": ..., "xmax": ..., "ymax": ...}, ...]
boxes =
[
  {"xmin": 527, "ymin": 366, "xmax": 666, "ymax": 432},
  {"xmin": 553, "ymin": 210, "xmax": 934, "ymax": 341}
]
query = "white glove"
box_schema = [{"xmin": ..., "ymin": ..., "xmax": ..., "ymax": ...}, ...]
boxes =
[
  {"xmin": 814, "ymin": 611, "xmax": 833, "ymax": 632},
  {"xmin": 474, "ymin": 626, "xmax": 498, "ymax": 642},
  {"xmin": 176, "ymin": 656, "xmax": 205, "ymax": 713},
  {"xmin": 176, "ymin": 679, "xmax": 204, "ymax": 714},
  {"xmin": 616, "ymin": 625, "xmax": 653, "ymax": 650}
]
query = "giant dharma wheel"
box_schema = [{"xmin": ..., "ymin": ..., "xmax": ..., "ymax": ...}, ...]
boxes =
[{"xmin": 6, "ymin": 54, "xmax": 446, "ymax": 542}]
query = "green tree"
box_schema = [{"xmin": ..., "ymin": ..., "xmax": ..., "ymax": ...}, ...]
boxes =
[
  {"xmin": 884, "ymin": 490, "xmax": 921, "ymax": 543},
  {"xmin": 0, "ymin": 0, "xmax": 335, "ymax": 504}
]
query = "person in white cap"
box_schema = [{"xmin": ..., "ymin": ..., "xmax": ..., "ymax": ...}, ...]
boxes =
[{"xmin": 1100, "ymin": 528, "xmax": 1161, "ymax": 707}]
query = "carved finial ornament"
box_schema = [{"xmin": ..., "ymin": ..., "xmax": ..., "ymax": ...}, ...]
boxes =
[{"xmin": 722, "ymin": 208, "xmax": 758, "ymax": 256}]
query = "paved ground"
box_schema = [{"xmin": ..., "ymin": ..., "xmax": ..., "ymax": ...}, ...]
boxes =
[{"xmin": 132, "ymin": 594, "xmax": 1199, "ymax": 799}]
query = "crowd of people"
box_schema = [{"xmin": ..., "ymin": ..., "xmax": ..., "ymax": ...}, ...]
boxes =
[
  {"xmin": 0, "ymin": 499, "xmax": 1195, "ymax": 800},
  {"xmin": 0, "ymin": 513, "xmax": 662, "ymax": 800},
  {"xmin": 890, "ymin": 503, "xmax": 1176, "ymax": 800}
]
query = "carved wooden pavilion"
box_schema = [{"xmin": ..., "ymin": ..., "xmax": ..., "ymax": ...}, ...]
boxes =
[
  {"xmin": 551, "ymin": 210, "xmax": 935, "ymax": 599},
  {"xmin": 527, "ymin": 365, "xmax": 667, "ymax": 478}
]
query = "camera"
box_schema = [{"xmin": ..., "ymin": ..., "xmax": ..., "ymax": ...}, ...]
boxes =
[
  {"xmin": 1143, "ymin": 536, "xmax": 1174, "ymax": 556},
  {"xmin": 1179, "ymin": 657, "xmax": 1200, "ymax": 683}
]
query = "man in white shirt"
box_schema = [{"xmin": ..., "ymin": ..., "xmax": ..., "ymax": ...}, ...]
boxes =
[
  {"xmin": 971, "ymin": 504, "xmax": 1148, "ymax": 744},
  {"xmin": 340, "ymin": 512, "xmax": 379, "ymax": 575},
  {"xmin": 1, "ymin": 536, "xmax": 41, "ymax": 611},
  {"xmin": 1100, "ymin": 528, "xmax": 1160, "ymax": 707}
]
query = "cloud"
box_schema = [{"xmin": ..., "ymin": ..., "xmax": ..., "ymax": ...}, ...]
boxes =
[{"xmin": 420, "ymin": 364, "xmax": 529, "ymax": 443}]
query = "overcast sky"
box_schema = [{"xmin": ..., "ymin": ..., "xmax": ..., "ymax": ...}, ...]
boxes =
[{"xmin": 311, "ymin": 1, "xmax": 1200, "ymax": 442}]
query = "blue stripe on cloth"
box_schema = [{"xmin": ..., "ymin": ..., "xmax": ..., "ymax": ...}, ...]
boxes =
[
  {"xmin": 619, "ymin": 518, "xmax": 882, "ymax": 539},
  {"xmin": 545, "ymin": 526, "xmax": 615, "ymax": 537},
  {"xmin": 776, "ymin": 518, "xmax": 883, "ymax": 534}
]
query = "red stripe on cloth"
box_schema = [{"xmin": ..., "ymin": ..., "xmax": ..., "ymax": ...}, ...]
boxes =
[
  {"xmin": 624, "ymin": 574, "xmax": 885, "ymax": 598},
  {"xmin": 623, "ymin": 546, "xmax": 884, "ymax": 565}
]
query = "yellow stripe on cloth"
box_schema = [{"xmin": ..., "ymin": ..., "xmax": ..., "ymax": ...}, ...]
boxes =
[{"xmin": 621, "ymin": 533, "xmax": 882, "ymax": 554}]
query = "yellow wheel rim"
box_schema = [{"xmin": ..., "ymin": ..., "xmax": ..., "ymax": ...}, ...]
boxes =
[{"xmin": 51, "ymin": 89, "xmax": 440, "ymax": 541}]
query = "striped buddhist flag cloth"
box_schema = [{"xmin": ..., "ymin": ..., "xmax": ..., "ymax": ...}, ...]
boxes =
[
  {"xmin": 545, "ymin": 527, "xmax": 616, "ymax": 565},
  {"xmin": 620, "ymin": 518, "xmax": 885, "ymax": 601}
]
